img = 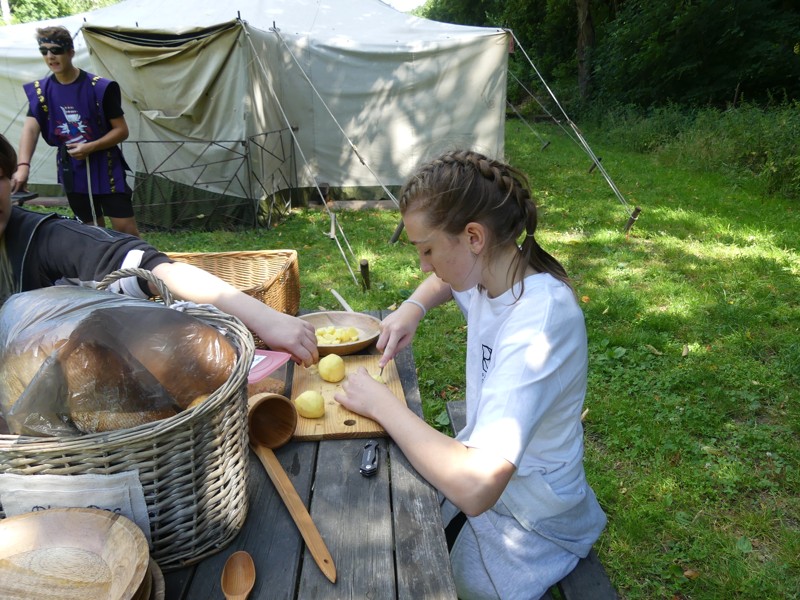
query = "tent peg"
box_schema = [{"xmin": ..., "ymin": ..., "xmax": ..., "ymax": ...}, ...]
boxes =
[
  {"xmin": 623, "ymin": 206, "xmax": 641, "ymax": 234},
  {"xmin": 588, "ymin": 157, "xmax": 602, "ymax": 174},
  {"xmin": 540, "ymin": 140, "xmax": 551, "ymax": 151}
]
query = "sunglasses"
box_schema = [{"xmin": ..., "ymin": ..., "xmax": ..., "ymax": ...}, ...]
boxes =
[{"xmin": 39, "ymin": 46, "xmax": 67, "ymax": 56}]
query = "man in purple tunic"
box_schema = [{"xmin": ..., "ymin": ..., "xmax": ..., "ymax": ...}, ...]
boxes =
[{"xmin": 12, "ymin": 25, "xmax": 140, "ymax": 236}]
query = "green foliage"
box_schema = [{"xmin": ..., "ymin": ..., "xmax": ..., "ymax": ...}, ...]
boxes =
[
  {"xmin": 8, "ymin": 0, "xmax": 119, "ymax": 24},
  {"xmin": 584, "ymin": 102, "xmax": 696, "ymax": 153},
  {"xmin": 584, "ymin": 101, "xmax": 800, "ymax": 200},
  {"xmin": 423, "ymin": 0, "xmax": 800, "ymax": 112},
  {"xmin": 421, "ymin": 0, "xmax": 499, "ymax": 26},
  {"xmin": 582, "ymin": 0, "xmax": 800, "ymax": 108},
  {"xmin": 507, "ymin": 119, "xmax": 800, "ymax": 598}
]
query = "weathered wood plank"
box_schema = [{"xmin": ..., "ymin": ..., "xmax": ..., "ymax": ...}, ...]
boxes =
[
  {"xmin": 162, "ymin": 564, "xmax": 194, "ymax": 599},
  {"xmin": 557, "ymin": 549, "xmax": 619, "ymax": 600},
  {"xmin": 299, "ymin": 437, "xmax": 395, "ymax": 599},
  {"xmin": 391, "ymin": 343, "xmax": 458, "ymax": 599},
  {"xmin": 164, "ymin": 314, "xmax": 460, "ymax": 599},
  {"xmin": 446, "ymin": 399, "xmax": 467, "ymax": 436}
]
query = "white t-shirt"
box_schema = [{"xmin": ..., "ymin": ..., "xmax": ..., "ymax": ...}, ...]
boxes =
[
  {"xmin": 453, "ymin": 272, "xmax": 587, "ymax": 479},
  {"xmin": 452, "ymin": 273, "xmax": 605, "ymax": 550}
]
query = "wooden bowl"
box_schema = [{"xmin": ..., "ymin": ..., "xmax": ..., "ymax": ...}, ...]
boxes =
[
  {"xmin": 0, "ymin": 507, "xmax": 150, "ymax": 600},
  {"xmin": 300, "ymin": 311, "xmax": 381, "ymax": 356}
]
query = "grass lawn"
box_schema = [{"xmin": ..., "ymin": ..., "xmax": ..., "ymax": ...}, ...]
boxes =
[{"xmin": 145, "ymin": 120, "xmax": 800, "ymax": 599}]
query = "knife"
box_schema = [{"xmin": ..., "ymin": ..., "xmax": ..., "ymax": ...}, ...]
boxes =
[{"xmin": 360, "ymin": 440, "xmax": 379, "ymax": 477}]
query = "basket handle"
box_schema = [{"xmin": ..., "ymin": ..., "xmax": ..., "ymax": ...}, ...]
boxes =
[{"xmin": 97, "ymin": 267, "xmax": 174, "ymax": 305}]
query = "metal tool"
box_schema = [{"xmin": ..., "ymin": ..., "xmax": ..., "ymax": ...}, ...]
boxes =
[
  {"xmin": 360, "ymin": 440, "xmax": 379, "ymax": 477},
  {"xmin": 330, "ymin": 288, "xmax": 354, "ymax": 312}
]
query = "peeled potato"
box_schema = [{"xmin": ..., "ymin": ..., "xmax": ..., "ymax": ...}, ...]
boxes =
[
  {"xmin": 294, "ymin": 390, "xmax": 325, "ymax": 418},
  {"xmin": 315, "ymin": 325, "xmax": 360, "ymax": 345},
  {"xmin": 318, "ymin": 354, "xmax": 345, "ymax": 383}
]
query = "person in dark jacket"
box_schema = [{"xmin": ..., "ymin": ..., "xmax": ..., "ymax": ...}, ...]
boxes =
[{"xmin": 0, "ymin": 133, "xmax": 317, "ymax": 368}]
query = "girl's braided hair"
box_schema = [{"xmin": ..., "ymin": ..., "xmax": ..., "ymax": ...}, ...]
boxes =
[{"xmin": 399, "ymin": 149, "xmax": 571, "ymax": 290}]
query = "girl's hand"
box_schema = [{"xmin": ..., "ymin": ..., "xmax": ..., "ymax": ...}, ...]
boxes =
[
  {"xmin": 335, "ymin": 367, "xmax": 397, "ymax": 421},
  {"xmin": 376, "ymin": 303, "xmax": 423, "ymax": 368}
]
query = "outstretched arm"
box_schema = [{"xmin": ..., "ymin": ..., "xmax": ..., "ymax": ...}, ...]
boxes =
[{"xmin": 151, "ymin": 261, "xmax": 319, "ymax": 367}]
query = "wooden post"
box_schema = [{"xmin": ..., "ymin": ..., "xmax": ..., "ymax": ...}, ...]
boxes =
[{"xmin": 360, "ymin": 259, "xmax": 371, "ymax": 290}]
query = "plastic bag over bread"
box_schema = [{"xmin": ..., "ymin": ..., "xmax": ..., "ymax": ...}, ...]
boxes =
[{"xmin": 0, "ymin": 287, "xmax": 237, "ymax": 437}]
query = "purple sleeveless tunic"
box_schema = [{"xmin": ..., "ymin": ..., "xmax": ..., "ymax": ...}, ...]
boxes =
[{"xmin": 24, "ymin": 71, "xmax": 130, "ymax": 195}]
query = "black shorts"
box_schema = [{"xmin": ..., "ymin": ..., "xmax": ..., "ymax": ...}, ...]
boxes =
[{"xmin": 67, "ymin": 191, "xmax": 135, "ymax": 221}]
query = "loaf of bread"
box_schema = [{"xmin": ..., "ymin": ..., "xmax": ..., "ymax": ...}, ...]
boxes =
[
  {"xmin": 60, "ymin": 336, "xmax": 179, "ymax": 433},
  {"xmin": 72, "ymin": 305, "xmax": 237, "ymax": 412},
  {"xmin": 0, "ymin": 289, "xmax": 238, "ymax": 436}
]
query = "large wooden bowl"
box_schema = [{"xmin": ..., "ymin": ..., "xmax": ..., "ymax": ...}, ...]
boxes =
[
  {"xmin": 0, "ymin": 507, "xmax": 150, "ymax": 600},
  {"xmin": 300, "ymin": 311, "xmax": 381, "ymax": 356}
]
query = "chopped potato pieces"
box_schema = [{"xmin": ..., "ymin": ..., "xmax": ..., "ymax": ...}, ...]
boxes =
[{"xmin": 315, "ymin": 325, "xmax": 360, "ymax": 345}]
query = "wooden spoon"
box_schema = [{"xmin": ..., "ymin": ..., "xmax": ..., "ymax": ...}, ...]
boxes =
[
  {"xmin": 247, "ymin": 393, "xmax": 338, "ymax": 583},
  {"xmin": 221, "ymin": 550, "xmax": 256, "ymax": 600}
]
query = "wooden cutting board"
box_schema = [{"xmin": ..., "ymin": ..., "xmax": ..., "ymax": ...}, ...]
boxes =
[{"xmin": 291, "ymin": 355, "xmax": 406, "ymax": 440}]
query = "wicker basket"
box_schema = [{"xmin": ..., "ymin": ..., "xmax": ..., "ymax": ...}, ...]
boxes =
[
  {"xmin": 0, "ymin": 269, "xmax": 255, "ymax": 571},
  {"xmin": 165, "ymin": 249, "xmax": 300, "ymax": 314}
]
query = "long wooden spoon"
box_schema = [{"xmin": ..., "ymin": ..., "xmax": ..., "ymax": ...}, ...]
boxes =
[
  {"xmin": 247, "ymin": 393, "xmax": 337, "ymax": 583},
  {"xmin": 221, "ymin": 550, "xmax": 256, "ymax": 600}
]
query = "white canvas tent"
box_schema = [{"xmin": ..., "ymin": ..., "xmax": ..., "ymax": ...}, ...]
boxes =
[{"xmin": 0, "ymin": 0, "xmax": 509, "ymax": 228}]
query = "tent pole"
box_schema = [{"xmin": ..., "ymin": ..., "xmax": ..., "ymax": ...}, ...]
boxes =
[{"xmin": 510, "ymin": 30, "xmax": 641, "ymax": 230}]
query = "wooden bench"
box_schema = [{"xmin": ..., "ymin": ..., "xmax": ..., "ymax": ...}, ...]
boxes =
[{"xmin": 446, "ymin": 401, "xmax": 619, "ymax": 600}]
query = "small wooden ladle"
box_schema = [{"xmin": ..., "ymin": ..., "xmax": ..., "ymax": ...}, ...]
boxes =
[
  {"xmin": 247, "ymin": 393, "xmax": 337, "ymax": 583},
  {"xmin": 221, "ymin": 550, "xmax": 256, "ymax": 600}
]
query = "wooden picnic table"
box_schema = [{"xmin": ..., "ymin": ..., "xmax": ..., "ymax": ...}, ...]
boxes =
[{"xmin": 162, "ymin": 309, "xmax": 457, "ymax": 599}]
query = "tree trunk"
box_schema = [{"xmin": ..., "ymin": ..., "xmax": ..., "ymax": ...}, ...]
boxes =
[
  {"xmin": 576, "ymin": 0, "xmax": 596, "ymax": 101},
  {"xmin": 1, "ymin": 0, "xmax": 11, "ymax": 25}
]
